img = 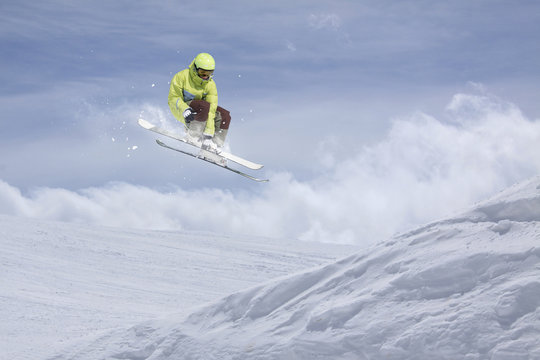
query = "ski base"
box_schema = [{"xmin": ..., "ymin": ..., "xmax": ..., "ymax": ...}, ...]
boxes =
[{"xmin": 156, "ymin": 140, "xmax": 269, "ymax": 183}]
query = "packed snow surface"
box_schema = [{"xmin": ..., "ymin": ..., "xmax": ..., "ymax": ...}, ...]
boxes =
[
  {"xmin": 0, "ymin": 217, "xmax": 356, "ymax": 360},
  {"xmin": 46, "ymin": 176, "xmax": 540, "ymax": 360}
]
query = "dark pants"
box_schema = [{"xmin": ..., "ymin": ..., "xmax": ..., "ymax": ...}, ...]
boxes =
[
  {"xmin": 186, "ymin": 100, "xmax": 231, "ymax": 146},
  {"xmin": 189, "ymin": 99, "xmax": 231, "ymax": 130}
]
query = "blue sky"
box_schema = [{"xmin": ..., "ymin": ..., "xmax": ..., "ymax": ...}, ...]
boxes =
[{"xmin": 1, "ymin": 0, "xmax": 540, "ymax": 243}]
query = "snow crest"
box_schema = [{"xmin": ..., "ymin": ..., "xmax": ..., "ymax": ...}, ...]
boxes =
[{"xmin": 50, "ymin": 176, "xmax": 540, "ymax": 359}]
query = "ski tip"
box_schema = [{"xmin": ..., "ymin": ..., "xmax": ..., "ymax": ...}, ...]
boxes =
[{"xmin": 138, "ymin": 118, "xmax": 154, "ymax": 129}]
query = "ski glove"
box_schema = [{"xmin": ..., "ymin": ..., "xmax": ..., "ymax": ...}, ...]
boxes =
[{"xmin": 182, "ymin": 108, "xmax": 196, "ymax": 123}]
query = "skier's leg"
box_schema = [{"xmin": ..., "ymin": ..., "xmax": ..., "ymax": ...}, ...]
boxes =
[
  {"xmin": 213, "ymin": 106, "xmax": 231, "ymax": 147},
  {"xmin": 185, "ymin": 100, "xmax": 209, "ymax": 141}
]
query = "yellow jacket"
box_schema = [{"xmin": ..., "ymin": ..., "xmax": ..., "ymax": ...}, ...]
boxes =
[{"xmin": 168, "ymin": 60, "xmax": 219, "ymax": 135}]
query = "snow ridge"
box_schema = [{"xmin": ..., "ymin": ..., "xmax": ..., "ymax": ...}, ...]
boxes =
[{"xmin": 51, "ymin": 176, "xmax": 540, "ymax": 359}]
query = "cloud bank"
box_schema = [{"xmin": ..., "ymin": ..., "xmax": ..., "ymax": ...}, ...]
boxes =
[{"xmin": 2, "ymin": 92, "xmax": 540, "ymax": 245}]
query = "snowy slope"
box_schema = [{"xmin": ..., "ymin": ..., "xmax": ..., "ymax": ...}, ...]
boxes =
[
  {"xmin": 51, "ymin": 176, "xmax": 540, "ymax": 360},
  {"xmin": 0, "ymin": 216, "xmax": 357, "ymax": 360}
]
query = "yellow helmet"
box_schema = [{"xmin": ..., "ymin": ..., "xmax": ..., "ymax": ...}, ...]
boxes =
[{"xmin": 194, "ymin": 53, "xmax": 215, "ymax": 71}]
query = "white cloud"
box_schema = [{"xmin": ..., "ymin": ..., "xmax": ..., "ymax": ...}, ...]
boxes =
[
  {"xmin": 308, "ymin": 13, "xmax": 342, "ymax": 30},
  {"xmin": 2, "ymin": 93, "xmax": 540, "ymax": 245},
  {"xmin": 286, "ymin": 40, "xmax": 297, "ymax": 52},
  {"xmin": 307, "ymin": 12, "xmax": 352, "ymax": 47}
]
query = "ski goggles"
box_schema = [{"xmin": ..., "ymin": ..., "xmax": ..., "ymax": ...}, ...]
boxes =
[{"xmin": 197, "ymin": 68, "xmax": 214, "ymax": 80}]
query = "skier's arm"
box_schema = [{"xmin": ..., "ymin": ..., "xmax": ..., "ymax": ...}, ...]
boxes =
[
  {"xmin": 168, "ymin": 72, "xmax": 190, "ymax": 122},
  {"xmin": 203, "ymin": 83, "xmax": 218, "ymax": 136}
]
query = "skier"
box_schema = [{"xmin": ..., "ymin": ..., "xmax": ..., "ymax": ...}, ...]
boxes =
[{"xmin": 168, "ymin": 53, "xmax": 231, "ymax": 151}]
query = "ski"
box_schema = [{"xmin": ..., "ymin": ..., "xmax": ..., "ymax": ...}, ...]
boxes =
[
  {"xmin": 138, "ymin": 119, "xmax": 263, "ymax": 170},
  {"xmin": 156, "ymin": 139, "xmax": 269, "ymax": 183}
]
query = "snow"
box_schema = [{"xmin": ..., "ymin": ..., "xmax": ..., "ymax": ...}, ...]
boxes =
[
  {"xmin": 3, "ymin": 176, "xmax": 540, "ymax": 359},
  {"xmin": 0, "ymin": 217, "xmax": 356, "ymax": 360}
]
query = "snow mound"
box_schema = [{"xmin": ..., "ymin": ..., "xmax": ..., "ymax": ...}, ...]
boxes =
[
  {"xmin": 0, "ymin": 215, "xmax": 355, "ymax": 360},
  {"xmin": 52, "ymin": 176, "xmax": 540, "ymax": 360},
  {"xmin": 467, "ymin": 176, "xmax": 540, "ymax": 223}
]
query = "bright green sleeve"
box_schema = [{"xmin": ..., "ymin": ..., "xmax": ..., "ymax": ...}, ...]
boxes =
[
  {"xmin": 168, "ymin": 71, "xmax": 190, "ymax": 123},
  {"xmin": 203, "ymin": 82, "xmax": 219, "ymax": 135}
]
